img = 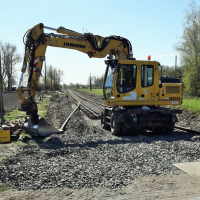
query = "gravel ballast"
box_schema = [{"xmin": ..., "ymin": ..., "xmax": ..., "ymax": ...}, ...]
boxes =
[{"xmin": 1, "ymin": 96, "xmax": 200, "ymax": 191}]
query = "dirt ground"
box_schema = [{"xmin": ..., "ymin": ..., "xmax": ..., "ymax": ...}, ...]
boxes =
[
  {"xmin": 2, "ymin": 92, "xmax": 29, "ymax": 112},
  {"xmin": 1, "ymin": 154, "xmax": 200, "ymax": 200},
  {"xmin": 1, "ymin": 93, "xmax": 200, "ymax": 199}
]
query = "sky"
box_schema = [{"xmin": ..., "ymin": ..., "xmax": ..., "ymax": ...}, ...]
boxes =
[{"xmin": 0, "ymin": 0, "xmax": 197, "ymax": 85}]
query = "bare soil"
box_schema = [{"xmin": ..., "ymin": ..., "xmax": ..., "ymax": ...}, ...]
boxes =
[{"xmin": 2, "ymin": 92, "xmax": 29, "ymax": 112}]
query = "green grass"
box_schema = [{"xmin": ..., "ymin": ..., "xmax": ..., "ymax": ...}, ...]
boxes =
[
  {"xmin": 176, "ymin": 97, "xmax": 200, "ymax": 114},
  {"xmin": 0, "ymin": 183, "xmax": 11, "ymax": 192},
  {"xmin": 76, "ymin": 89, "xmax": 103, "ymax": 96},
  {"xmin": 4, "ymin": 109, "xmax": 25, "ymax": 122},
  {"xmin": 37, "ymin": 99, "xmax": 50, "ymax": 118},
  {"xmin": 4, "ymin": 97, "xmax": 50, "ymax": 121}
]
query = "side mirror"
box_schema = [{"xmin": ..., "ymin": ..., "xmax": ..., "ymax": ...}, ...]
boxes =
[{"xmin": 117, "ymin": 63, "xmax": 121, "ymax": 73}]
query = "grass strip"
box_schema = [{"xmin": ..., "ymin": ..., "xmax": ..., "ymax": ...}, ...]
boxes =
[
  {"xmin": 0, "ymin": 183, "xmax": 11, "ymax": 192},
  {"xmin": 176, "ymin": 98, "xmax": 200, "ymax": 115},
  {"xmin": 4, "ymin": 97, "xmax": 50, "ymax": 121},
  {"xmin": 76, "ymin": 89, "xmax": 103, "ymax": 96}
]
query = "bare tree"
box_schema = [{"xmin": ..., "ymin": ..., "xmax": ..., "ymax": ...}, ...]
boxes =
[
  {"xmin": 42, "ymin": 65, "xmax": 64, "ymax": 91},
  {"xmin": 1, "ymin": 42, "xmax": 21, "ymax": 91},
  {"xmin": 46, "ymin": 65, "xmax": 53, "ymax": 91}
]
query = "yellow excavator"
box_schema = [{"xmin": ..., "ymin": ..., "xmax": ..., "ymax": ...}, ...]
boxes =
[{"xmin": 17, "ymin": 23, "xmax": 182, "ymax": 136}]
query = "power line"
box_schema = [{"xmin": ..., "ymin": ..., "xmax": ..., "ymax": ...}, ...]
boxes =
[{"xmin": 1, "ymin": 0, "xmax": 22, "ymax": 37}]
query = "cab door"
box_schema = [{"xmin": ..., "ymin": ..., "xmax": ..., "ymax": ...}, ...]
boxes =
[{"xmin": 138, "ymin": 64, "xmax": 155, "ymax": 101}]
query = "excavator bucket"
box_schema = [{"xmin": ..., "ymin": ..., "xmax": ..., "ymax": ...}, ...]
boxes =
[{"xmin": 23, "ymin": 117, "xmax": 63, "ymax": 137}]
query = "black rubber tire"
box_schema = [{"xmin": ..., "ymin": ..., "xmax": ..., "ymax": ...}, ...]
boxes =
[
  {"xmin": 121, "ymin": 123, "xmax": 139, "ymax": 136},
  {"xmin": 165, "ymin": 122, "xmax": 175, "ymax": 135},
  {"xmin": 154, "ymin": 123, "xmax": 175, "ymax": 135},
  {"xmin": 110, "ymin": 113, "xmax": 122, "ymax": 136},
  {"xmin": 101, "ymin": 111, "xmax": 109, "ymax": 130}
]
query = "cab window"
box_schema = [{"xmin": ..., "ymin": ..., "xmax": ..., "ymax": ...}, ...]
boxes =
[
  {"xmin": 141, "ymin": 65, "xmax": 154, "ymax": 87},
  {"xmin": 104, "ymin": 65, "xmax": 115, "ymax": 100},
  {"xmin": 117, "ymin": 64, "xmax": 137, "ymax": 93}
]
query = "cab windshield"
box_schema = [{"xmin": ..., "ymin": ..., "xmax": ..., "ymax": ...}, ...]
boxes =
[
  {"xmin": 104, "ymin": 65, "xmax": 115, "ymax": 100},
  {"xmin": 117, "ymin": 64, "xmax": 137, "ymax": 93}
]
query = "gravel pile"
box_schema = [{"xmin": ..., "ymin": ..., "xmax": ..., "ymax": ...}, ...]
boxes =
[
  {"xmin": 1, "ymin": 97, "xmax": 200, "ymax": 191},
  {"xmin": 176, "ymin": 110, "xmax": 200, "ymax": 131}
]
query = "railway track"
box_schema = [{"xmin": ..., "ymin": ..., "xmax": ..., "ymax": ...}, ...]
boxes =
[
  {"xmin": 67, "ymin": 89, "xmax": 110, "ymax": 119},
  {"xmin": 67, "ymin": 89, "xmax": 200, "ymax": 135}
]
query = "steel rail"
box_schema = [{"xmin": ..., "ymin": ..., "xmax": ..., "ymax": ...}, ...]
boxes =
[
  {"xmin": 174, "ymin": 125, "xmax": 200, "ymax": 134},
  {"xmin": 68, "ymin": 90, "xmax": 100, "ymax": 118},
  {"xmin": 60, "ymin": 102, "xmax": 80, "ymax": 132},
  {"xmin": 70, "ymin": 90, "xmax": 112, "ymax": 110}
]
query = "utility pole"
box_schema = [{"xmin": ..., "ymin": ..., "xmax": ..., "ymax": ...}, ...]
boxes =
[
  {"xmin": 10, "ymin": 55, "xmax": 12, "ymax": 91},
  {"xmin": 175, "ymin": 55, "xmax": 177, "ymax": 70},
  {"xmin": 0, "ymin": 50, "xmax": 4, "ymax": 124},
  {"xmin": 54, "ymin": 69, "xmax": 56, "ymax": 90},
  {"xmin": 90, "ymin": 73, "xmax": 92, "ymax": 91},
  {"xmin": 51, "ymin": 66, "xmax": 52, "ymax": 91},
  {"xmin": 45, "ymin": 57, "xmax": 46, "ymax": 93}
]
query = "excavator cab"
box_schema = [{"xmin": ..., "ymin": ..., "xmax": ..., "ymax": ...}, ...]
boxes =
[{"xmin": 103, "ymin": 59, "xmax": 182, "ymax": 106}]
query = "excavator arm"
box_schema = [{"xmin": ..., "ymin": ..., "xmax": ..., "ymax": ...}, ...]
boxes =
[
  {"xmin": 17, "ymin": 23, "xmax": 133, "ymax": 135},
  {"xmin": 18, "ymin": 23, "xmax": 133, "ymax": 122}
]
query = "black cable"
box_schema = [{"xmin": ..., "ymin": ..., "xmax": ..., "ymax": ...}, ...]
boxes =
[{"xmin": 23, "ymin": 29, "xmax": 30, "ymax": 45}]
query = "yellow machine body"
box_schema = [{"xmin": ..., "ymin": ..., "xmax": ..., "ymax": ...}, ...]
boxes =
[
  {"xmin": 103, "ymin": 60, "xmax": 182, "ymax": 107},
  {"xmin": 0, "ymin": 130, "xmax": 10, "ymax": 143}
]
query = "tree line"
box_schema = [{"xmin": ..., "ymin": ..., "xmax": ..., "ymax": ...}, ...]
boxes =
[
  {"xmin": 65, "ymin": 74, "xmax": 104, "ymax": 90},
  {"xmin": 0, "ymin": 41, "xmax": 63, "ymax": 91},
  {"xmin": 38, "ymin": 65, "xmax": 63, "ymax": 91},
  {"xmin": 175, "ymin": 1, "xmax": 200, "ymax": 96}
]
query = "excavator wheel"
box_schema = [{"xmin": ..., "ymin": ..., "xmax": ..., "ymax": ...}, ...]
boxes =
[
  {"xmin": 165, "ymin": 122, "xmax": 175, "ymax": 135},
  {"xmin": 154, "ymin": 122, "xmax": 175, "ymax": 135},
  {"xmin": 110, "ymin": 113, "xmax": 122, "ymax": 136},
  {"xmin": 121, "ymin": 123, "xmax": 139, "ymax": 136},
  {"xmin": 101, "ymin": 111, "xmax": 109, "ymax": 130}
]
